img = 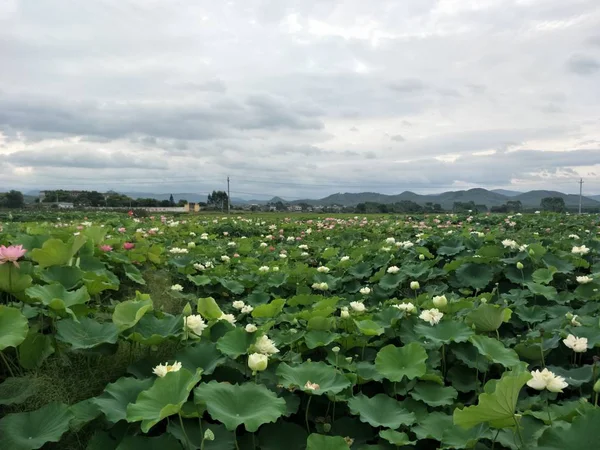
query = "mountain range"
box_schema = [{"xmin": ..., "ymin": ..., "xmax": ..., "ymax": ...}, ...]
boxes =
[{"xmin": 15, "ymin": 188, "xmax": 600, "ymax": 210}]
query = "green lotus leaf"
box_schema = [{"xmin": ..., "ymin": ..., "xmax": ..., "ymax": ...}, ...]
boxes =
[
  {"xmin": 470, "ymin": 335, "xmax": 521, "ymax": 368},
  {"xmin": 413, "ymin": 320, "xmax": 474, "ymax": 344},
  {"xmin": 349, "ymin": 262, "xmax": 372, "ymax": 279},
  {"xmin": 69, "ymin": 398, "xmax": 102, "ymax": 431},
  {"xmin": 216, "ymin": 327, "xmax": 253, "ymax": 358},
  {"xmin": 175, "ymin": 341, "xmax": 227, "ymax": 375},
  {"xmin": 116, "ymin": 434, "xmax": 183, "ymax": 450},
  {"xmin": 194, "ymin": 381, "xmax": 286, "ymax": 432},
  {"xmin": 347, "ymin": 393, "xmax": 416, "ymax": 428},
  {"xmin": 25, "ymin": 284, "xmax": 90, "ymax": 317},
  {"xmin": 56, "ymin": 317, "xmax": 119, "ymax": 350},
  {"xmin": 38, "ymin": 266, "xmax": 84, "ymax": 290},
  {"xmin": 532, "ymin": 268, "xmax": 555, "ymax": 285},
  {"xmin": 455, "ymin": 263, "xmax": 494, "ymax": 289},
  {"xmin": 30, "ymin": 238, "xmax": 72, "ymax": 268},
  {"xmin": 126, "ymin": 367, "xmax": 202, "ymax": 432},
  {"xmin": 276, "ymin": 361, "xmax": 351, "ymax": 395},
  {"xmin": 495, "ymin": 415, "xmax": 547, "ymax": 450},
  {"xmin": 123, "ymin": 263, "xmax": 146, "ymax": 285},
  {"xmin": 126, "ymin": 313, "xmax": 183, "ymax": 345},
  {"xmin": 82, "ymin": 270, "xmax": 120, "ymax": 295},
  {"xmin": 454, "ymin": 371, "xmax": 531, "ymax": 429},
  {"xmin": 409, "ymin": 382, "xmax": 458, "ymax": 407},
  {"xmin": 252, "ymin": 298, "xmax": 286, "ymax": 318},
  {"xmin": 93, "ymin": 376, "xmax": 154, "ymax": 423},
  {"xmin": 355, "ymin": 319, "xmax": 385, "ymax": 336},
  {"xmin": 167, "ymin": 418, "xmax": 235, "ymax": 450},
  {"xmin": 218, "ymin": 278, "xmax": 245, "ymax": 294},
  {"xmin": 466, "ymin": 303, "xmax": 512, "ymax": 332},
  {"xmin": 525, "ymin": 282, "xmax": 557, "ymax": 300},
  {"xmin": 0, "ymin": 263, "xmax": 33, "ymax": 293},
  {"xmin": 0, "ymin": 305, "xmax": 29, "ymax": 350},
  {"xmin": 378, "ymin": 273, "xmax": 403, "ymax": 290},
  {"xmin": 18, "ymin": 330, "xmax": 54, "ymax": 369},
  {"xmin": 330, "ymin": 416, "xmax": 375, "ymax": 447},
  {"xmin": 112, "ymin": 293, "xmax": 154, "ymax": 331},
  {"xmin": 266, "ymin": 272, "xmax": 289, "ymax": 287},
  {"xmin": 447, "ymin": 365, "xmax": 478, "ymax": 393},
  {"xmin": 412, "ymin": 411, "xmax": 453, "ymax": 441},
  {"xmin": 379, "ymin": 429, "xmax": 413, "ymax": 446},
  {"xmin": 537, "ymin": 408, "xmax": 600, "ymax": 450},
  {"xmin": 0, "ymin": 402, "xmax": 73, "ymax": 450},
  {"xmin": 197, "ymin": 297, "xmax": 223, "ymax": 320},
  {"xmin": 187, "ymin": 274, "xmax": 212, "ymax": 286},
  {"xmin": 304, "ymin": 330, "xmax": 339, "ymax": 349},
  {"xmin": 0, "ymin": 376, "xmax": 38, "ymax": 406},
  {"xmin": 306, "ymin": 434, "xmax": 350, "ymax": 450},
  {"xmin": 527, "ymin": 399, "xmax": 593, "ymax": 424},
  {"xmin": 375, "ymin": 343, "xmax": 427, "ymax": 382},
  {"xmin": 259, "ymin": 421, "xmax": 308, "ymax": 450},
  {"xmin": 546, "ymin": 365, "xmax": 593, "ymax": 388}
]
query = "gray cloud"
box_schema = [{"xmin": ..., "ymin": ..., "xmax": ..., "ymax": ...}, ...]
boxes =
[{"xmin": 1, "ymin": 0, "xmax": 600, "ymax": 196}]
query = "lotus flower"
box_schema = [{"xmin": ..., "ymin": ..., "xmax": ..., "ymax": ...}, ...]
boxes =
[
  {"xmin": 0, "ymin": 245, "xmax": 27, "ymax": 268},
  {"xmin": 99, "ymin": 245, "xmax": 113, "ymax": 252},
  {"xmin": 123, "ymin": 242, "xmax": 135, "ymax": 250}
]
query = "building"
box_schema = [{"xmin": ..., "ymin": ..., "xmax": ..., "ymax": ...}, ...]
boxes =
[
  {"xmin": 57, "ymin": 202, "xmax": 74, "ymax": 209},
  {"xmin": 184, "ymin": 202, "xmax": 201, "ymax": 212}
]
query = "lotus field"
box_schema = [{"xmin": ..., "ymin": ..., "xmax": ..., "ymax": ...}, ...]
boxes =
[{"xmin": 2, "ymin": 211, "xmax": 600, "ymax": 450}]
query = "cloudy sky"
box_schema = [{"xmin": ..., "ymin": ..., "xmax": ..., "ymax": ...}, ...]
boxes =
[{"xmin": 1, "ymin": 0, "xmax": 599, "ymax": 200}]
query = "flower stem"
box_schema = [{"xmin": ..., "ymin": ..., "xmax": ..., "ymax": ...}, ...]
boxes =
[
  {"xmin": 178, "ymin": 413, "xmax": 192, "ymax": 450},
  {"xmin": 512, "ymin": 415, "xmax": 525, "ymax": 449},
  {"xmin": 0, "ymin": 352, "xmax": 15, "ymax": 377},
  {"xmin": 441, "ymin": 344, "xmax": 446, "ymax": 378},
  {"xmin": 305, "ymin": 395, "xmax": 313, "ymax": 433},
  {"xmin": 234, "ymin": 427, "xmax": 240, "ymax": 450},
  {"xmin": 545, "ymin": 396, "xmax": 553, "ymax": 425},
  {"xmin": 540, "ymin": 339, "xmax": 546, "ymax": 368}
]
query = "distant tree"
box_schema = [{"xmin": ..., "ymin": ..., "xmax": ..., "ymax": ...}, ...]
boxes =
[
  {"xmin": 207, "ymin": 190, "xmax": 229, "ymax": 210},
  {"xmin": 491, "ymin": 204, "xmax": 508, "ymax": 213},
  {"xmin": 355, "ymin": 203, "xmax": 367, "ymax": 213},
  {"xmin": 169, "ymin": 194, "xmax": 175, "ymax": 206},
  {"xmin": 3, "ymin": 190, "xmax": 25, "ymax": 208},
  {"xmin": 159, "ymin": 200, "xmax": 171, "ymax": 207},
  {"xmin": 177, "ymin": 199, "xmax": 187, "ymax": 207},
  {"xmin": 453, "ymin": 201, "xmax": 476, "ymax": 213},
  {"xmin": 541, "ymin": 197, "xmax": 565, "ymax": 213},
  {"xmin": 506, "ymin": 200, "xmax": 522, "ymax": 212}
]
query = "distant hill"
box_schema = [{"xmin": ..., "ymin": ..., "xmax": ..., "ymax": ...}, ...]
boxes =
[
  {"xmin": 491, "ymin": 189, "xmax": 522, "ymax": 197},
  {"xmin": 268, "ymin": 188, "xmax": 600, "ymax": 209}
]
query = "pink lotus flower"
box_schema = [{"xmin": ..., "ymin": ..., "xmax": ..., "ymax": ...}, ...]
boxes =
[
  {"xmin": 100, "ymin": 245, "xmax": 113, "ymax": 252},
  {"xmin": 123, "ymin": 242, "xmax": 135, "ymax": 250},
  {"xmin": 233, "ymin": 253, "xmax": 240, "ymax": 258},
  {"xmin": 118, "ymin": 227, "xmax": 126, "ymax": 233},
  {"xmin": 0, "ymin": 245, "xmax": 27, "ymax": 268}
]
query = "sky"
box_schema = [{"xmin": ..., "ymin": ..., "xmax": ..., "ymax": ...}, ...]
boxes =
[{"xmin": 1, "ymin": 0, "xmax": 600, "ymax": 200}]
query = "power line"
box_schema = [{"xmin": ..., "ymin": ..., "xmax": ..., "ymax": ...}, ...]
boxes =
[{"xmin": 579, "ymin": 178, "xmax": 584, "ymax": 215}]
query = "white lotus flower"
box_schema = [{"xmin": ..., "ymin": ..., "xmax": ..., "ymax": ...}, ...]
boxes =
[
  {"xmin": 340, "ymin": 306, "xmax": 350, "ymax": 318},
  {"xmin": 576, "ymin": 275, "xmax": 593, "ymax": 284},
  {"xmin": 248, "ymin": 353, "xmax": 268, "ymax": 372},
  {"xmin": 385, "ymin": 237, "xmax": 396, "ymax": 244},
  {"xmin": 501, "ymin": 239, "xmax": 518, "ymax": 250},
  {"xmin": 393, "ymin": 302, "xmax": 416, "ymax": 314},
  {"xmin": 170, "ymin": 284, "xmax": 184, "ymax": 292},
  {"xmin": 170, "ymin": 247, "xmax": 189, "ymax": 254},
  {"xmin": 258, "ymin": 266, "xmax": 270, "ymax": 272},
  {"xmin": 569, "ymin": 234, "xmax": 580, "ymax": 239},
  {"xmin": 184, "ymin": 315, "xmax": 207, "ymax": 335},
  {"xmin": 387, "ymin": 266, "xmax": 400, "ymax": 274},
  {"xmin": 254, "ymin": 335, "xmax": 279, "ymax": 355},
  {"xmin": 317, "ymin": 266, "xmax": 330, "ymax": 273},
  {"xmin": 350, "ymin": 301, "xmax": 366, "ymax": 312},
  {"xmin": 219, "ymin": 313, "xmax": 236, "ymax": 324},
  {"xmin": 221, "ymin": 255, "xmax": 230, "ymax": 262},
  {"xmin": 304, "ymin": 381, "xmax": 320, "ymax": 391},
  {"xmin": 572, "ymin": 245, "xmax": 590, "ymax": 255},
  {"xmin": 340, "ymin": 256, "xmax": 350, "ymax": 262},
  {"xmin": 193, "ymin": 263, "xmax": 206, "ymax": 271},
  {"xmin": 359, "ymin": 287, "xmax": 371, "ymax": 295},
  {"xmin": 232, "ymin": 300, "xmax": 245, "ymax": 310},
  {"xmin": 419, "ymin": 308, "xmax": 444, "ymax": 325},
  {"xmin": 432, "ymin": 295, "xmax": 447, "ymax": 307},
  {"xmin": 153, "ymin": 361, "xmax": 182, "ymax": 377},
  {"xmin": 188, "ymin": 242, "xmax": 196, "ymax": 248},
  {"xmin": 563, "ymin": 334, "xmax": 588, "ymax": 353},
  {"xmin": 245, "ymin": 324, "xmax": 258, "ymax": 333},
  {"xmin": 311, "ymin": 282, "xmax": 329, "ymax": 291},
  {"xmin": 527, "ymin": 368, "xmax": 568, "ymax": 392},
  {"xmin": 241, "ymin": 305, "xmax": 254, "ymax": 314},
  {"xmin": 298, "ymin": 244, "xmax": 309, "ymax": 250},
  {"xmin": 410, "ymin": 281, "xmax": 420, "ymax": 290}
]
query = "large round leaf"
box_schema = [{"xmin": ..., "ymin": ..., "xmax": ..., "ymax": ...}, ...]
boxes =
[
  {"xmin": 216, "ymin": 327, "xmax": 253, "ymax": 358},
  {"xmin": 306, "ymin": 434, "xmax": 350, "ymax": 450},
  {"xmin": 347, "ymin": 393, "xmax": 416, "ymax": 428},
  {"xmin": 112, "ymin": 294, "xmax": 153, "ymax": 331},
  {"xmin": 409, "ymin": 382, "xmax": 458, "ymax": 407},
  {"xmin": 455, "ymin": 263, "xmax": 494, "ymax": 289},
  {"xmin": 25, "ymin": 284, "xmax": 90, "ymax": 317},
  {"xmin": 466, "ymin": 304, "xmax": 512, "ymax": 332},
  {"xmin": 194, "ymin": 381, "xmax": 286, "ymax": 432},
  {"xmin": 167, "ymin": 418, "xmax": 234, "ymax": 450},
  {"xmin": 38, "ymin": 266, "xmax": 84, "ymax": 290},
  {"xmin": 0, "ymin": 305, "xmax": 29, "ymax": 350},
  {"xmin": 0, "ymin": 402, "xmax": 73, "ymax": 450},
  {"xmin": 413, "ymin": 321, "xmax": 474, "ymax": 344},
  {"xmin": 93, "ymin": 376, "xmax": 154, "ymax": 423},
  {"xmin": 56, "ymin": 317, "xmax": 119, "ymax": 350},
  {"xmin": 375, "ymin": 343, "xmax": 427, "ymax": 382},
  {"xmin": 175, "ymin": 341, "xmax": 227, "ymax": 375},
  {"xmin": 126, "ymin": 368, "xmax": 202, "ymax": 432},
  {"xmin": 18, "ymin": 331, "xmax": 55, "ymax": 369},
  {"xmin": 276, "ymin": 361, "xmax": 351, "ymax": 395},
  {"xmin": 537, "ymin": 408, "xmax": 600, "ymax": 450},
  {"xmin": 470, "ymin": 335, "xmax": 521, "ymax": 368},
  {"xmin": 0, "ymin": 263, "xmax": 33, "ymax": 293},
  {"xmin": 126, "ymin": 313, "xmax": 183, "ymax": 345}
]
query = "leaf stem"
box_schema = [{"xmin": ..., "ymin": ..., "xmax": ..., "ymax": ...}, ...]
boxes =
[
  {"xmin": 512, "ymin": 414, "xmax": 525, "ymax": 449},
  {"xmin": 545, "ymin": 395, "xmax": 553, "ymax": 425},
  {"xmin": 234, "ymin": 427, "xmax": 240, "ymax": 450},
  {"xmin": 0, "ymin": 352, "xmax": 15, "ymax": 377},
  {"xmin": 178, "ymin": 412, "xmax": 192, "ymax": 450},
  {"xmin": 305, "ymin": 395, "xmax": 313, "ymax": 433}
]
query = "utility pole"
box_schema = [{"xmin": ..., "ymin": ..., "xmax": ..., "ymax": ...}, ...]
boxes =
[
  {"xmin": 227, "ymin": 176, "xmax": 230, "ymax": 214},
  {"xmin": 578, "ymin": 178, "xmax": 584, "ymax": 215}
]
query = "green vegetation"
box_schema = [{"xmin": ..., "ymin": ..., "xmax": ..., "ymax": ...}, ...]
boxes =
[{"xmin": 1, "ymin": 211, "xmax": 600, "ymax": 449}]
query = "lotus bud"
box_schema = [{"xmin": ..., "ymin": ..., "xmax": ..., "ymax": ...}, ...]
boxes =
[
  {"xmin": 419, "ymin": 254, "xmax": 425, "ymax": 260},
  {"xmin": 204, "ymin": 429, "xmax": 215, "ymax": 441},
  {"xmin": 182, "ymin": 302, "xmax": 192, "ymax": 316},
  {"xmin": 248, "ymin": 353, "xmax": 268, "ymax": 372},
  {"xmin": 323, "ymin": 423, "xmax": 332, "ymax": 432},
  {"xmin": 332, "ymin": 346, "xmax": 340, "ymax": 353},
  {"xmin": 565, "ymin": 312, "xmax": 574, "ymax": 320},
  {"xmin": 410, "ymin": 281, "xmax": 420, "ymax": 290},
  {"xmin": 594, "ymin": 379, "xmax": 600, "ymax": 393},
  {"xmin": 516, "ymin": 262, "xmax": 524, "ymax": 270},
  {"xmin": 528, "ymin": 249, "xmax": 535, "ymax": 256},
  {"xmin": 480, "ymin": 298, "xmax": 487, "ymax": 304},
  {"xmin": 432, "ymin": 295, "xmax": 447, "ymax": 308}
]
